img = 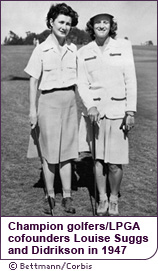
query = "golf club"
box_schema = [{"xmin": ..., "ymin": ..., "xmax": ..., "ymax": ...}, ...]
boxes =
[
  {"xmin": 92, "ymin": 121, "xmax": 97, "ymax": 216},
  {"xmin": 33, "ymin": 125, "xmax": 54, "ymax": 216}
]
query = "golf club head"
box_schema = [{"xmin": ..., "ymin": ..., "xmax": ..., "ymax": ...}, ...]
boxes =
[{"xmin": 51, "ymin": 208, "xmax": 54, "ymax": 216}]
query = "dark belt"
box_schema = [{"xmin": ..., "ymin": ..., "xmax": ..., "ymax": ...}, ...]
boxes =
[{"xmin": 41, "ymin": 85, "xmax": 75, "ymax": 94}]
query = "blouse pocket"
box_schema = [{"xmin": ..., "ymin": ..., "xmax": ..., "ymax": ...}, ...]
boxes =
[
  {"xmin": 110, "ymin": 98, "xmax": 126, "ymax": 117},
  {"xmin": 43, "ymin": 61, "xmax": 57, "ymax": 71},
  {"xmin": 84, "ymin": 57, "xmax": 99, "ymax": 73},
  {"xmin": 109, "ymin": 51, "xmax": 123, "ymax": 69},
  {"xmin": 64, "ymin": 57, "xmax": 77, "ymax": 80},
  {"xmin": 66, "ymin": 63, "xmax": 76, "ymax": 73},
  {"xmin": 42, "ymin": 50, "xmax": 59, "ymax": 71},
  {"xmin": 65, "ymin": 66, "xmax": 76, "ymax": 81},
  {"xmin": 43, "ymin": 61, "xmax": 58, "ymax": 82}
]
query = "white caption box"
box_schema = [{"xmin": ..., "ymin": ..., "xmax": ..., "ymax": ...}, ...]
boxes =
[{"xmin": 1, "ymin": 217, "xmax": 157, "ymax": 260}]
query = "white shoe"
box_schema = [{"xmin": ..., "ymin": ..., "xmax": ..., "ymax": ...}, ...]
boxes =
[
  {"xmin": 109, "ymin": 194, "xmax": 119, "ymax": 216},
  {"xmin": 97, "ymin": 200, "xmax": 109, "ymax": 216}
]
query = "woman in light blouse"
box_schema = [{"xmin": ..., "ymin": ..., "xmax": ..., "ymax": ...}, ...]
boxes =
[
  {"xmin": 78, "ymin": 12, "xmax": 137, "ymax": 216},
  {"xmin": 25, "ymin": 3, "xmax": 79, "ymax": 214}
]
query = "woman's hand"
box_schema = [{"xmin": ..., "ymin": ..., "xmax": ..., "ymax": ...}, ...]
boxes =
[
  {"xmin": 126, "ymin": 115, "xmax": 135, "ymax": 130},
  {"xmin": 125, "ymin": 112, "xmax": 135, "ymax": 131},
  {"xmin": 88, "ymin": 106, "xmax": 100, "ymax": 123},
  {"xmin": 120, "ymin": 112, "xmax": 135, "ymax": 136},
  {"xmin": 29, "ymin": 108, "xmax": 37, "ymax": 129}
]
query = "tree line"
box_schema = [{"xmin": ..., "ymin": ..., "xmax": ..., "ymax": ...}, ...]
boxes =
[
  {"xmin": 3, "ymin": 28, "xmax": 92, "ymax": 45},
  {"xmin": 3, "ymin": 30, "xmax": 154, "ymax": 46}
]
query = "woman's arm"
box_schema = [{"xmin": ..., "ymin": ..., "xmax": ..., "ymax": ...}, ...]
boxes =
[
  {"xmin": 123, "ymin": 40, "xmax": 137, "ymax": 113},
  {"xmin": 29, "ymin": 76, "xmax": 39, "ymax": 129}
]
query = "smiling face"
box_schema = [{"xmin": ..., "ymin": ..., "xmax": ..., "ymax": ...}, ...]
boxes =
[
  {"xmin": 51, "ymin": 14, "xmax": 72, "ymax": 42},
  {"xmin": 93, "ymin": 14, "xmax": 111, "ymax": 40}
]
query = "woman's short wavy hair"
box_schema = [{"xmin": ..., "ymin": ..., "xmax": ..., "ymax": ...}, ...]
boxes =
[
  {"xmin": 86, "ymin": 15, "xmax": 117, "ymax": 40},
  {"xmin": 46, "ymin": 3, "xmax": 78, "ymax": 29}
]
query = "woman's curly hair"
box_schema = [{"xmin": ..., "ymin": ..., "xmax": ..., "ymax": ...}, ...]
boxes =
[
  {"xmin": 46, "ymin": 3, "xmax": 78, "ymax": 29},
  {"xmin": 86, "ymin": 16, "xmax": 117, "ymax": 40}
]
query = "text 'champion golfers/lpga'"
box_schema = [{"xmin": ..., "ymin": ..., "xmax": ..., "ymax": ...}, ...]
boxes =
[{"xmin": 8, "ymin": 221, "xmax": 141, "ymax": 232}]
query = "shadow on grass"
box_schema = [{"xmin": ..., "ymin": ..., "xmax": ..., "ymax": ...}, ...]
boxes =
[
  {"xmin": 33, "ymin": 153, "xmax": 112, "ymax": 215},
  {"xmin": 2, "ymin": 75, "xmax": 29, "ymax": 81},
  {"xmin": 73, "ymin": 156, "xmax": 111, "ymax": 199},
  {"xmin": 33, "ymin": 164, "xmax": 77, "ymax": 193}
]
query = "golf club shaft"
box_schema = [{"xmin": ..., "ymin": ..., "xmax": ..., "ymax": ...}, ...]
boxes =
[
  {"xmin": 92, "ymin": 121, "xmax": 97, "ymax": 216},
  {"xmin": 33, "ymin": 125, "xmax": 54, "ymax": 215}
]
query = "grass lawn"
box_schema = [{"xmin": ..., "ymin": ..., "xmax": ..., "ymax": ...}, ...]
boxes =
[{"xmin": 1, "ymin": 45, "xmax": 157, "ymax": 217}]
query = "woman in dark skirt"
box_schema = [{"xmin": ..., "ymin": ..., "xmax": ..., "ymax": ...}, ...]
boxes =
[{"xmin": 24, "ymin": 3, "xmax": 79, "ymax": 214}]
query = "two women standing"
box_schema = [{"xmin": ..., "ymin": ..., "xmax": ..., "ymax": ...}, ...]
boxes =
[{"xmin": 25, "ymin": 3, "xmax": 137, "ymax": 216}]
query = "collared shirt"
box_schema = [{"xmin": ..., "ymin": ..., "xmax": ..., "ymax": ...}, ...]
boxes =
[
  {"xmin": 77, "ymin": 38, "xmax": 137, "ymax": 119},
  {"xmin": 24, "ymin": 34, "xmax": 77, "ymax": 90}
]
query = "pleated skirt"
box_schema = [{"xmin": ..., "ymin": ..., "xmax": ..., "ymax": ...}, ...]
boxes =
[
  {"xmin": 79, "ymin": 115, "xmax": 129, "ymax": 164},
  {"xmin": 27, "ymin": 89, "xmax": 78, "ymax": 163}
]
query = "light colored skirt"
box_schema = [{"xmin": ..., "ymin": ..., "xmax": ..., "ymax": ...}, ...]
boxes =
[
  {"xmin": 27, "ymin": 90, "xmax": 78, "ymax": 163},
  {"xmin": 79, "ymin": 115, "xmax": 129, "ymax": 164}
]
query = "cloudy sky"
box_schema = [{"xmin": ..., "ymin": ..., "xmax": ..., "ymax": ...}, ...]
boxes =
[{"xmin": 1, "ymin": 1, "xmax": 157, "ymax": 45}]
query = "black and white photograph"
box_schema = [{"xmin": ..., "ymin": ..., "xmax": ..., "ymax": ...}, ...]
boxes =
[{"xmin": 1, "ymin": 1, "xmax": 157, "ymax": 217}]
